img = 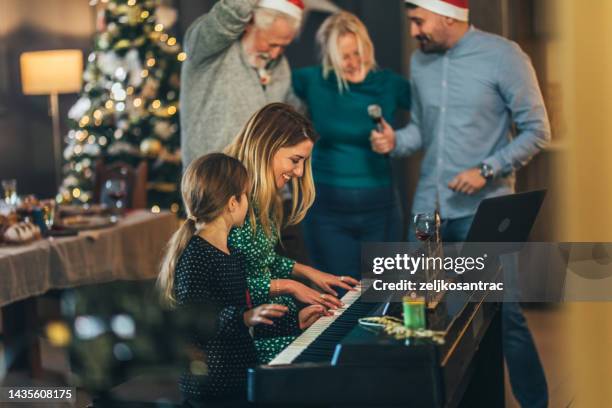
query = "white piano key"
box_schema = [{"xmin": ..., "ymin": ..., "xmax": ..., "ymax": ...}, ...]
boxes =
[{"xmin": 268, "ymin": 284, "xmax": 366, "ymax": 366}]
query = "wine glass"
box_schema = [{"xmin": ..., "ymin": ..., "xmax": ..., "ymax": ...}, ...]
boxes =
[
  {"xmin": 2, "ymin": 179, "xmax": 17, "ymax": 206},
  {"xmin": 414, "ymin": 213, "xmax": 436, "ymax": 242},
  {"xmin": 414, "ymin": 213, "xmax": 437, "ymax": 303},
  {"xmin": 104, "ymin": 179, "xmax": 127, "ymax": 212},
  {"xmin": 41, "ymin": 199, "xmax": 56, "ymax": 229}
]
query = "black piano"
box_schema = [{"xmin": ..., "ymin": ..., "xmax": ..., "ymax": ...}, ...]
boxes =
[{"xmin": 248, "ymin": 284, "xmax": 503, "ymax": 407}]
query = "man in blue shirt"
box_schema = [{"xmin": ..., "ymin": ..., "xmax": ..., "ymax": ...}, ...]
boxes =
[{"xmin": 371, "ymin": 1, "xmax": 549, "ymax": 406}]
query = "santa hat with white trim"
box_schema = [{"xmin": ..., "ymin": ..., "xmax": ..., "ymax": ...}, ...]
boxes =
[
  {"xmin": 258, "ymin": 0, "xmax": 305, "ymax": 21},
  {"xmin": 405, "ymin": 0, "xmax": 469, "ymax": 22}
]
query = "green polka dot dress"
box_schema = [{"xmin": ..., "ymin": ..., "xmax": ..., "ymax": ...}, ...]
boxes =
[{"xmin": 229, "ymin": 208, "xmax": 301, "ymax": 364}]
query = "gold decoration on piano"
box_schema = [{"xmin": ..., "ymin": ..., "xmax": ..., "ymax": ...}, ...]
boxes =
[{"xmin": 358, "ymin": 316, "xmax": 446, "ymax": 344}]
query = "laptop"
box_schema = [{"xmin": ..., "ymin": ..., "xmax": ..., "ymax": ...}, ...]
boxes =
[
  {"xmin": 375, "ymin": 190, "xmax": 548, "ymax": 312},
  {"xmin": 465, "ymin": 190, "xmax": 547, "ymax": 243}
]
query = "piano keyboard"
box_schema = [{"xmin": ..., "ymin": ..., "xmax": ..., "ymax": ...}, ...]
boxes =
[{"xmin": 268, "ymin": 283, "xmax": 375, "ymax": 365}]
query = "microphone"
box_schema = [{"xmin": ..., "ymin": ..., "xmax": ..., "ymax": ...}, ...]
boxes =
[
  {"xmin": 368, "ymin": 104, "xmax": 390, "ymax": 157},
  {"xmin": 367, "ymin": 104, "xmax": 384, "ymax": 132}
]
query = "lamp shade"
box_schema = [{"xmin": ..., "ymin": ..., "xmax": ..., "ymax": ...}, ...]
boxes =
[{"xmin": 20, "ymin": 49, "xmax": 83, "ymax": 95}]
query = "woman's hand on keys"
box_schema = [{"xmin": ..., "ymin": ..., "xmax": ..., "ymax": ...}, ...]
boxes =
[
  {"xmin": 298, "ymin": 305, "xmax": 332, "ymax": 330},
  {"xmin": 287, "ymin": 280, "xmax": 343, "ymax": 310}
]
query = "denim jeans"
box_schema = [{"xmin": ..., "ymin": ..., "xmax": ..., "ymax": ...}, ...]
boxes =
[
  {"xmin": 303, "ymin": 183, "xmax": 402, "ymax": 280},
  {"xmin": 408, "ymin": 215, "xmax": 549, "ymax": 408}
]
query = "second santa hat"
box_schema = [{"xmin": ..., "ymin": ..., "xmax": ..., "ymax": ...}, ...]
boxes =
[
  {"xmin": 258, "ymin": 0, "xmax": 305, "ymax": 21},
  {"xmin": 406, "ymin": 0, "xmax": 469, "ymax": 22}
]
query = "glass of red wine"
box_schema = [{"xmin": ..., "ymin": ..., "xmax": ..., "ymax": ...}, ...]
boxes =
[
  {"xmin": 414, "ymin": 213, "xmax": 436, "ymax": 242},
  {"xmin": 414, "ymin": 213, "xmax": 437, "ymax": 294},
  {"xmin": 104, "ymin": 179, "xmax": 127, "ymax": 213}
]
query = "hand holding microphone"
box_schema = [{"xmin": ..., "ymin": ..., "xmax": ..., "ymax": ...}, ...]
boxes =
[
  {"xmin": 368, "ymin": 104, "xmax": 384, "ymax": 132},
  {"xmin": 368, "ymin": 104, "xmax": 396, "ymax": 155}
]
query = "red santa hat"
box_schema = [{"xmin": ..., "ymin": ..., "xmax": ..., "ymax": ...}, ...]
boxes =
[
  {"xmin": 405, "ymin": 0, "xmax": 469, "ymax": 22},
  {"xmin": 258, "ymin": 0, "xmax": 305, "ymax": 21}
]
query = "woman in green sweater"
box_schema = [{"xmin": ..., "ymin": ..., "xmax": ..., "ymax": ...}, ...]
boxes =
[
  {"xmin": 225, "ymin": 103, "xmax": 359, "ymax": 363},
  {"xmin": 292, "ymin": 12, "xmax": 412, "ymax": 280}
]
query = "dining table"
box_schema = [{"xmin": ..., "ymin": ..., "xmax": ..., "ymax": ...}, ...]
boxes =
[
  {"xmin": 0, "ymin": 209, "xmax": 179, "ymax": 375},
  {"xmin": 0, "ymin": 209, "xmax": 178, "ymax": 307}
]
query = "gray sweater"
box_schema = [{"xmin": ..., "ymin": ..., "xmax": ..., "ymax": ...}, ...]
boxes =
[{"xmin": 180, "ymin": 0, "xmax": 299, "ymax": 168}]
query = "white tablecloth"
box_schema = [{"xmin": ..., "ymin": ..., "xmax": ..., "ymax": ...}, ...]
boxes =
[{"xmin": 0, "ymin": 210, "xmax": 178, "ymax": 307}]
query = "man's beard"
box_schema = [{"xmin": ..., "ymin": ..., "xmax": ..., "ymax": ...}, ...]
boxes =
[
  {"xmin": 242, "ymin": 34, "xmax": 272, "ymax": 68},
  {"xmin": 416, "ymin": 35, "xmax": 447, "ymax": 54},
  {"xmin": 247, "ymin": 52, "xmax": 271, "ymax": 69}
]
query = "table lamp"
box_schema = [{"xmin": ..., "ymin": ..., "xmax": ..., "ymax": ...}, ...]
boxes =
[{"xmin": 20, "ymin": 49, "xmax": 83, "ymax": 188}]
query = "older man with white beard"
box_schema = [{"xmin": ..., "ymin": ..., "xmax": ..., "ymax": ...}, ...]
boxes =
[{"xmin": 180, "ymin": 0, "xmax": 305, "ymax": 168}]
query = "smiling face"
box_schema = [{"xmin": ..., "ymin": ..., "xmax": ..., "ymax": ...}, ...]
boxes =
[
  {"xmin": 406, "ymin": 7, "xmax": 450, "ymax": 54},
  {"xmin": 243, "ymin": 16, "xmax": 297, "ymax": 68},
  {"xmin": 271, "ymin": 139, "xmax": 314, "ymax": 189},
  {"xmin": 337, "ymin": 33, "xmax": 367, "ymax": 83}
]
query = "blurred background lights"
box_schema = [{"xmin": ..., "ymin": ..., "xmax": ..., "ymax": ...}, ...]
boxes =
[
  {"xmin": 110, "ymin": 314, "xmax": 136, "ymax": 339},
  {"xmin": 74, "ymin": 315, "xmax": 106, "ymax": 340}
]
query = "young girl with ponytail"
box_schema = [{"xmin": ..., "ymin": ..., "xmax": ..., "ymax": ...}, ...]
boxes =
[{"xmin": 158, "ymin": 153, "xmax": 325, "ymax": 405}]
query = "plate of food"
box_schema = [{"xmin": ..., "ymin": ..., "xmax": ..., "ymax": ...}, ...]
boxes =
[
  {"xmin": 58, "ymin": 204, "xmax": 111, "ymax": 217},
  {"xmin": 57, "ymin": 215, "xmax": 119, "ymax": 231}
]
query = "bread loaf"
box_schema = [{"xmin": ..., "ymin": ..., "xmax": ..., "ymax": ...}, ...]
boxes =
[{"xmin": 3, "ymin": 222, "xmax": 41, "ymax": 244}]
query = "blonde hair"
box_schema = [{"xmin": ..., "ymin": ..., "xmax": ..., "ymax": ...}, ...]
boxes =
[
  {"xmin": 157, "ymin": 153, "xmax": 249, "ymax": 306},
  {"xmin": 225, "ymin": 103, "xmax": 318, "ymax": 239},
  {"xmin": 316, "ymin": 11, "xmax": 377, "ymax": 92}
]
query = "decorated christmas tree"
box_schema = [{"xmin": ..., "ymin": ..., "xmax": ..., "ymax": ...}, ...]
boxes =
[{"xmin": 59, "ymin": 0, "xmax": 185, "ymax": 213}]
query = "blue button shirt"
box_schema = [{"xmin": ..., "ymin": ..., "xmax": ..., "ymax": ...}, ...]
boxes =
[{"xmin": 393, "ymin": 27, "xmax": 551, "ymax": 219}]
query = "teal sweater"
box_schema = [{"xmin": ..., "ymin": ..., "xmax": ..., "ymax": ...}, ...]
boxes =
[{"xmin": 292, "ymin": 66, "xmax": 411, "ymax": 188}]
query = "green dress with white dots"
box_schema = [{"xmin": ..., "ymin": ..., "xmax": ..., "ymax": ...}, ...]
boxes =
[{"xmin": 228, "ymin": 208, "xmax": 301, "ymax": 364}]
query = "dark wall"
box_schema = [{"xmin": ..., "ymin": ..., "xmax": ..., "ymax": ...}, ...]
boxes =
[{"xmin": 0, "ymin": 0, "xmax": 95, "ymax": 198}]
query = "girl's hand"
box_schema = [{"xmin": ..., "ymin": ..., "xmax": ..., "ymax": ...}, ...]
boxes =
[
  {"xmin": 298, "ymin": 305, "xmax": 332, "ymax": 330},
  {"xmin": 287, "ymin": 280, "xmax": 343, "ymax": 309},
  {"xmin": 306, "ymin": 268, "xmax": 359, "ymax": 297},
  {"xmin": 243, "ymin": 304, "xmax": 288, "ymax": 327}
]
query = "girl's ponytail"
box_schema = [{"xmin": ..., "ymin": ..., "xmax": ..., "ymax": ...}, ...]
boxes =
[{"xmin": 157, "ymin": 218, "xmax": 197, "ymax": 306}]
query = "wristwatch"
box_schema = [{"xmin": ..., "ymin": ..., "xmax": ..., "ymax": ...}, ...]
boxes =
[{"xmin": 478, "ymin": 163, "xmax": 494, "ymax": 180}]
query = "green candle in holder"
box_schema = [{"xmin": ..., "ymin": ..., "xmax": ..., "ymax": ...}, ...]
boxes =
[{"xmin": 403, "ymin": 293, "xmax": 426, "ymax": 331}]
